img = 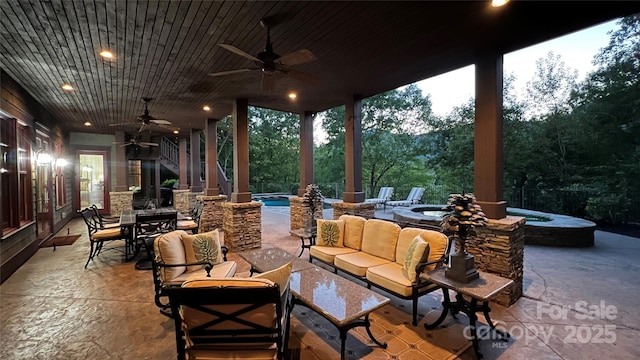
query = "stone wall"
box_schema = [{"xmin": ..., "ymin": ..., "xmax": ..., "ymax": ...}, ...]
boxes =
[
  {"xmin": 289, "ymin": 196, "xmax": 323, "ymax": 230},
  {"xmin": 222, "ymin": 201, "xmax": 263, "ymax": 252},
  {"xmin": 109, "ymin": 191, "xmax": 133, "ymax": 216},
  {"xmin": 173, "ymin": 190, "xmax": 202, "ymax": 215},
  {"xmin": 331, "ymin": 202, "xmax": 376, "ymax": 219},
  {"xmin": 198, "ymin": 194, "xmax": 226, "ymax": 233},
  {"xmin": 466, "ymin": 216, "xmax": 526, "ymax": 306}
]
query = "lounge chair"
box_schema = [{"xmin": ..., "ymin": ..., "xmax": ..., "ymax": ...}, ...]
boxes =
[
  {"xmin": 365, "ymin": 186, "xmax": 394, "ymax": 209},
  {"xmin": 387, "ymin": 187, "xmax": 425, "ymax": 207}
]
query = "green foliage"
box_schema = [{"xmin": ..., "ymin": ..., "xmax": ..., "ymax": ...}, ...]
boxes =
[
  {"xmin": 193, "ymin": 235, "xmax": 219, "ymax": 263},
  {"xmin": 161, "ymin": 179, "xmax": 178, "ymax": 188}
]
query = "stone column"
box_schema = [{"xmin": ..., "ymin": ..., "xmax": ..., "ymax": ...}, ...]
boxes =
[
  {"xmin": 332, "ymin": 202, "xmax": 375, "ymax": 219},
  {"xmin": 343, "ymin": 96, "xmax": 365, "ymax": 203},
  {"xmin": 172, "ymin": 189, "xmax": 192, "ymax": 215},
  {"xmin": 290, "ymin": 196, "xmax": 323, "ymax": 230},
  {"xmin": 197, "ymin": 194, "xmax": 226, "ymax": 233},
  {"xmin": 222, "ymin": 201, "xmax": 262, "ymax": 251},
  {"xmin": 109, "ymin": 191, "xmax": 133, "ymax": 216},
  {"xmin": 466, "ymin": 216, "xmax": 526, "ymax": 306},
  {"xmin": 475, "ymin": 52, "xmax": 507, "ymax": 219}
]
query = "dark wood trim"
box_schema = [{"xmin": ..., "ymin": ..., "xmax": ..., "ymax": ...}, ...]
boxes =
[{"xmin": 0, "ymin": 236, "xmax": 39, "ymax": 284}]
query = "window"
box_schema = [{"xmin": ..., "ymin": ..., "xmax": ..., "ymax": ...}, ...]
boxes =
[
  {"xmin": 54, "ymin": 142, "xmax": 67, "ymax": 208},
  {"xmin": 1, "ymin": 118, "xmax": 33, "ymax": 235}
]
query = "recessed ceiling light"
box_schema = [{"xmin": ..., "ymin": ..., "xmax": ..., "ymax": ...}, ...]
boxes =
[
  {"xmin": 491, "ymin": 0, "xmax": 509, "ymax": 7},
  {"xmin": 173, "ymin": 129, "xmax": 179, "ymax": 134},
  {"xmin": 203, "ymin": 105, "xmax": 211, "ymax": 111},
  {"xmin": 62, "ymin": 84, "xmax": 74, "ymax": 91},
  {"xmin": 84, "ymin": 121, "xmax": 91, "ymax": 126},
  {"xmin": 288, "ymin": 92, "xmax": 297, "ymax": 100},
  {"xmin": 99, "ymin": 50, "xmax": 113, "ymax": 59}
]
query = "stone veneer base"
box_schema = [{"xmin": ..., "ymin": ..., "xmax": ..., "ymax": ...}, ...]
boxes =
[
  {"xmin": 466, "ymin": 216, "xmax": 526, "ymax": 306},
  {"xmin": 222, "ymin": 201, "xmax": 263, "ymax": 252},
  {"xmin": 109, "ymin": 191, "xmax": 133, "ymax": 216},
  {"xmin": 197, "ymin": 195, "xmax": 227, "ymax": 233},
  {"xmin": 289, "ymin": 197, "xmax": 323, "ymax": 230},
  {"xmin": 331, "ymin": 202, "xmax": 376, "ymax": 219}
]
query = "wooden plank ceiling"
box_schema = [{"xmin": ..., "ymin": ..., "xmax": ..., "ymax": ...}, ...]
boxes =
[{"xmin": 1, "ymin": 1, "xmax": 639, "ymax": 136}]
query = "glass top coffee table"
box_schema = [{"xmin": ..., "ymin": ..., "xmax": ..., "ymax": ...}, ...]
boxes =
[
  {"xmin": 239, "ymin": 247, "xmax": 317, "ymax": 275},
  {"xmin": 240, "ymin": 247, "xmax": 390, "ymax": 360}
]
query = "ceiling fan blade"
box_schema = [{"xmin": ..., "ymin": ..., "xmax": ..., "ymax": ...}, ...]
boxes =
[
  {"xmin": 138, "ymin": 123, "xmax": 147, "ymax": 133},
  {"xmin": 219, "ymin": 44, "xmax": 261, "ymax": 62},
  {"xmin": 119, "ymin": 143, "xmax": 132, "ymax": 147},
  {"xmin": 282, "ymin": 68, "xmax": 321, "ymax": 85},
  {"xmin": 139, "ymin": 142, "xmax": 159, "ymax": 147},
  {"xmin": 277, "ymin": 49, "xmax": 317, "ymax": 67},
  {"xmin": 110, "ymin": 122, "xmax": 138, "ymax": 127},
  {"xmin": 150, "ymin": 119, "xmax": 172, "ymax": 125},
  {"xmin": 208, "ymin": 68, "xmax": 253, "ymax": 77},
  {"xmin": 261, "ymin": 73, "xmax": 275, "ymax": 92}
]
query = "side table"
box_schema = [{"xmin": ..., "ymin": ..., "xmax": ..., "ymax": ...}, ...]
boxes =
[
  {"xmin": 289, "ymin": 228, "xmax": 316, "ymax": 257},
  {"xmin": 421, "ymin": 267, "xmax": 513, "ymax": 359}
]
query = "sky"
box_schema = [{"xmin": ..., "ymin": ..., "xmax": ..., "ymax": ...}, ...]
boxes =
[{"xmin": 416, "ymin": 18, "xmax": 620, "ymax": 117}]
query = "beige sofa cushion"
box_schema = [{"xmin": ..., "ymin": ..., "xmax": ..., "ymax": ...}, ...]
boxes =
[
  {"xmin": 361, "ymin": 219, "xmax": 401, "ymax": 261},
  {"xmin": 316, "ymin": 219, "xmax": 345, "ymax": 247},
  {"xmin": 421, "ymin": 230, "xmax": 450, "ymax": 271},
  {"xmin": 168, "ymin": 261, "xmax": 238, "ymax": 286},
  {"xmin": 403, "ymin": 236, "xmax": 430, "ymax": 282},
  {"xmin": 339, "ymin": 215, "xmax": 366, "ymax": 250},
  {"xmin": 92, "ymin": 227, "xmax": 122, "ymax": 239},
  {"xmin": 334, "ymin": 251, "xmax": 391, "ymax": 277},
  {"xmin": 366, "ymin": 262, "xmax": 440, "ymax": 298},
  {"xmin": 182, "ymin": 229, "xmax": 224, "ymax": 272},
  {"xmin": 154, "ymin": 230, "xmax": 189, "ymax": 281},
  {"xmin": 309, "ymin": 246, "xmax": 358, "ymax": 264}
]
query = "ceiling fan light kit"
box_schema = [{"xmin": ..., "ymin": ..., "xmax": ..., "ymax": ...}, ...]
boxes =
[{"xmin": 109, "ymin": 97, "xmax": 177, "ymax": 133}]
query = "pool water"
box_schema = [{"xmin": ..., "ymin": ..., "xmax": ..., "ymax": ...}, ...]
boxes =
[{"xmin": 259, "ymin": 198, "xmax": 291, "ymax": 206}]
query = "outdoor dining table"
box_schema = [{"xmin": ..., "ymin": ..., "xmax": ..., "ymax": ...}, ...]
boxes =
[{"xmin": 119, "ymin": 208, "xmax": 186, "ymax": 261}]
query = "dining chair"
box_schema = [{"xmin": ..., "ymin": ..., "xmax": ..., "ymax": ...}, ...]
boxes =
[
  {"xmin": 79, "ymin": 207, "xmax": 128, "ymax": 268},
  {"xmin": 135, "ymin": 211, "xmax": 177, "ymax": 270},
  {"xmin": 177, "ymin": 200, "xmax": 205, "ymax": 234}
]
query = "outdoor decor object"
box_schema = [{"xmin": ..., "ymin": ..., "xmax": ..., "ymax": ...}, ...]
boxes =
[
  {"xmin": 303, "ymin": 184, "xmax": 324, "ymax": 233},
  {"xmin": 441, "ymin": 192, "xmax": 488, "ymax": 283}
]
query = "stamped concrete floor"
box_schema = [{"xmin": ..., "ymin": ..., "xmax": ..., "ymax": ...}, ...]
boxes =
[{"xmin": 1, "ymin": 206, "xmax": 639, "ymax": 359}]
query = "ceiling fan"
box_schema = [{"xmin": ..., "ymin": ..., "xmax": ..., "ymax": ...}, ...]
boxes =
[
  {"xmin": 208, "ymin": 19, "xmax": 320, "ymax": 91},
  {"xmin": 110, "ymin": 97, "xmax": 175, "ymax": 133},
  {"xmin": 112, "ymin": 136, "xmax": 159, "ymax": 148}
]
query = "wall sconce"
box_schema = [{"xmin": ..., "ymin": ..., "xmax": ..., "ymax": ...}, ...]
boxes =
[
  {"xmin": 55, "ymin": 158, "xmax": 69, "ymax": 167},
  {"xmin": 35, "ymin": 149, "xmax": 52, "ymax": 165}
]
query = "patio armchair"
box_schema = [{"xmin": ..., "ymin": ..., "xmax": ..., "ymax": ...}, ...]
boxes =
[
  {"xmin": 79, "ymin": 207, "xmax": 128, "ymax": 268},
  {"xmin": 166, "ymin": 263, "xmax": 292, "ymax": 360},
  {"xmin": 152, "ymin": 229, "xmax": 237, "ymax": 317},
  {"xmin": 387, "ymin": 187, "xmax": 425, "ymax": 207},
  {"xmin": 365, "ymin": 186, "xmax": 394, "ymax": 209}
]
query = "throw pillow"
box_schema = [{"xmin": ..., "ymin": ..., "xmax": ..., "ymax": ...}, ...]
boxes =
[
  {"xmin": 254, "ymin": 262, "xmax": 293, "ymax": 295},
  {"xmin": 182, "ymin": 229, "xmax": 224, "ymax": 272},
  {"xmin": 403, "ymin": 235, "xmax": 430, "ymax": 282},
  {"xmin": 315, "ymin": 219, "xmax": 345, "ymax": 247}
]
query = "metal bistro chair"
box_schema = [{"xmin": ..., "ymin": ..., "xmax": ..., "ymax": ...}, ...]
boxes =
[
  {"xmin": 80, "ymin": 208, "xmax": 128, "ymax": 268},
  {"xmin": 167, "ymin": 277, "xmax": 291, "ymax": 360},
  {"xmin": 177, "ymin": 200, "xmax": 205, "ymax": 234},
  {"xmin": 135, "ymin": 211, "xmax": 177, "ymax": 270}
]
